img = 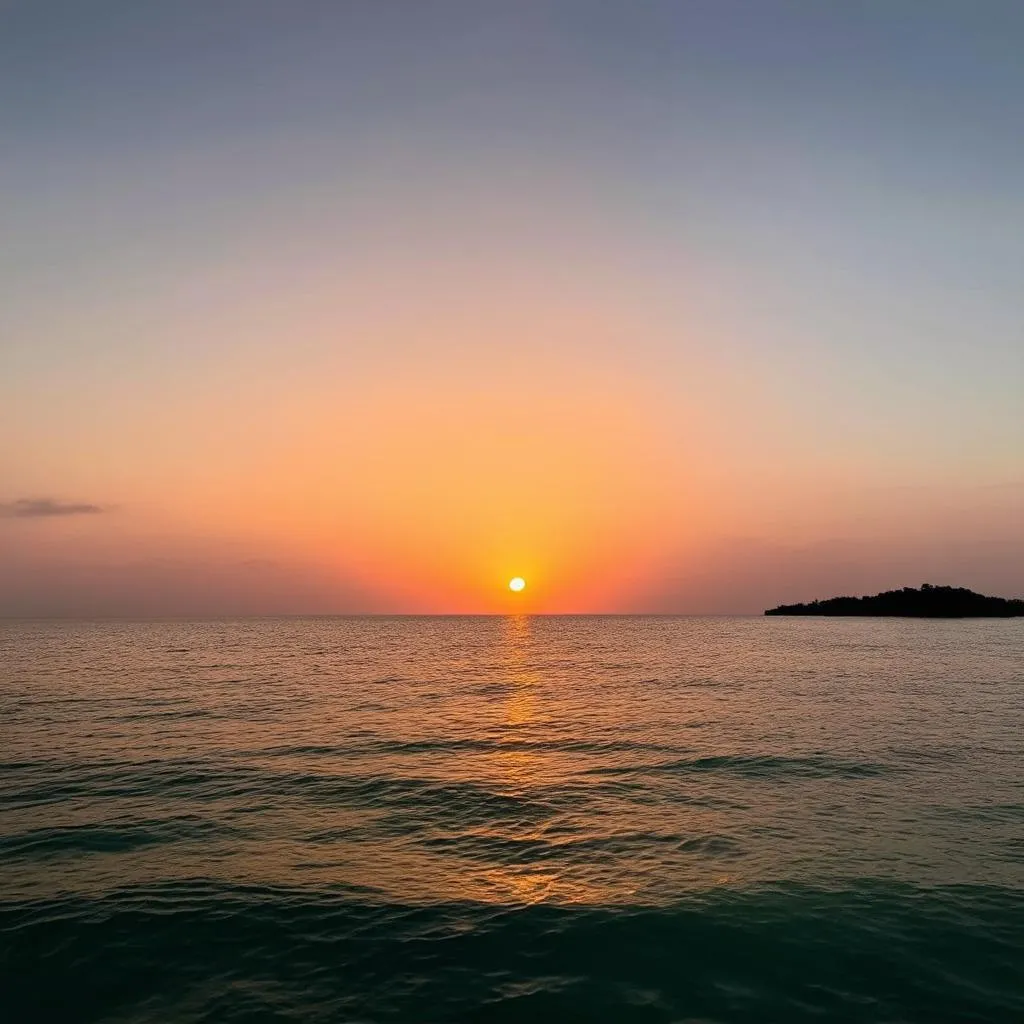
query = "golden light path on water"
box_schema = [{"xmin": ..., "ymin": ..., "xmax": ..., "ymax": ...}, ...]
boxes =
[{"xmin": 3, "ymin": 616, "xmax": 1022, "ymax": 911}]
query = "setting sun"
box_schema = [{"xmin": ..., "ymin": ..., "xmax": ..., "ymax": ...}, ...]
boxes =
[{"xmin": 508, "ymin": 577, "xmax": 526, "ymax": 593}]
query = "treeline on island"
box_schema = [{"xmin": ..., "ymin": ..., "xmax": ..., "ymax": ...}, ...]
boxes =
[{"xmin": 765, "ymin": 584, "xmax": 1024, "ymax": 618}]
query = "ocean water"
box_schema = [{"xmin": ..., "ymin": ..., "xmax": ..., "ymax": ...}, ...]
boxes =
[{"xmin": 1, "ymin": 616, "xmax": 1022, "ymax": 1023}]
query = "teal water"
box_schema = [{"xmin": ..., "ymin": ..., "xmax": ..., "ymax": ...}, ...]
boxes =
[{"xmin": 1, "ymin": 616, "xmax": 1022, "ymax": 1022}]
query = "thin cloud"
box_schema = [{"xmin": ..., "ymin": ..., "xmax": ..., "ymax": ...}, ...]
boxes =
[{"xmin": 0, "ymin": 498, "xmax": 106, "ymax": 519}]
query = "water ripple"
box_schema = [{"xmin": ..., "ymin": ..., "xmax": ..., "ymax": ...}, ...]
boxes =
[{"xmin": 2, "ymin": 616, "xmax": 1023, "ymax": 1022}]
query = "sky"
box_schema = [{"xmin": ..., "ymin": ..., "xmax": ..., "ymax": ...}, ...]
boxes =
[{"xmin": 1, "ymin": 0, "xmax": 1022, "ymax": 615}]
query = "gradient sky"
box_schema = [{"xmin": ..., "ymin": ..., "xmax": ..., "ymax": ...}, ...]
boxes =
[{"xmin": 2, "ymin": 1, "xmax": 1022, "ymax": 615}]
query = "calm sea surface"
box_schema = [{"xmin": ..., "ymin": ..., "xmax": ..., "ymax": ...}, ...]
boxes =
[{"xmin": 2, "ymin": 616, "xmax": 1022, "ymax": 1022}]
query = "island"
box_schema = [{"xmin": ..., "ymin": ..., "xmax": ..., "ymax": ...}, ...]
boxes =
[{"xmin": 765, "ymin": 584, "xmax": 1024, "ymax": 618}]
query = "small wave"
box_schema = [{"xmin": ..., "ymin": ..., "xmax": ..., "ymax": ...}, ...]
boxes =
[
  {"xmin": 587, "ymin": 753, "xmax": 890, "ymax": 780},
  {"xmin": 110, "ymin": 708, "xmax": 217, "ymax": 722},
  {"xmin": 0, "ymin": 817, "xmax": 238, "ymax": 859},
  {"xmin": 305, "ymin": 735, "xmax": 700, "ymax": 759},
  {"xmin": 933, "ymin": 802, "xmax": 1024, "ymax": 825},
  {"xmin": 417, "ymin": 828, "xmax": 730, "ymax": 865}
]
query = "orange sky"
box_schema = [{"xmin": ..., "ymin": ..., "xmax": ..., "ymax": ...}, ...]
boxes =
[{"xmin": 2, "ymin": 4, "xmax": 1022, "ymax": 615}]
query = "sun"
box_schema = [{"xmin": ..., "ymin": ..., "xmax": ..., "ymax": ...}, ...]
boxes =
[{"xmin": 508, "ymin": 577, "xmax": 526, "ymax": 593}]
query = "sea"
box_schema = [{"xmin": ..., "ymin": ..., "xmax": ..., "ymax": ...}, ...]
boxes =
[{"xmin": 1, "ymin": 616, "xmax": 1022, "ymax": 1023}]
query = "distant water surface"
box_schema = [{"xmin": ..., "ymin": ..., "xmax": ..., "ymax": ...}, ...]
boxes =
[{"xmin": 2, "ymin": 616, "xmax": 1022, "ymax": 1022}]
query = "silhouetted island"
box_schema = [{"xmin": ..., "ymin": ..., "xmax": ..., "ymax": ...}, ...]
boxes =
[{"xmin": 765, "ymin": 584, "xmax": 1024, "ymax": 618}]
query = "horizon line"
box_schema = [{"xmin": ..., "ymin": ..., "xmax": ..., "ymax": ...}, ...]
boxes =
[{"xmin": 0, "ymin": 611, "xmax": 768, "ymax": 621}]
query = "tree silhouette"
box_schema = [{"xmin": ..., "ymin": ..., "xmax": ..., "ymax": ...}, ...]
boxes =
[{"xmin": 765, "ymin": 584, "xmax": 1024, "ymax": 617}]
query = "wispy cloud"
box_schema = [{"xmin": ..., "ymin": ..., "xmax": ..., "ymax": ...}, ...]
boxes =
[{"xmin": 0, "ymin": 498, "xmax": 106, "ymax": 519}]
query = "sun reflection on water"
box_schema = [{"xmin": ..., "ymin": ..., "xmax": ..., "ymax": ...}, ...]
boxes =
[
  {"xmin": 8, "ymin": 618, "xmax": 1014, "ymax": 917},
  {"xmin": 470, "ymin": 615, "xmax": 616, "ymax": 905}
]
